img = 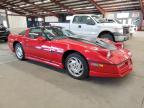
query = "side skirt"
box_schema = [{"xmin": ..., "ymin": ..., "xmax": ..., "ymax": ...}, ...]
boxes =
[{"xmin": 26, "ymin": 56, "xmax": 64, "ymax": 69}]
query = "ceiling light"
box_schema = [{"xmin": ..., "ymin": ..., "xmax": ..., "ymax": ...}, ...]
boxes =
[
  {"xmin": 43, "ymin": 0, "xmax": 51, "ymax": 3},
  {"xmin": 34, "ymin": 2, "xmax": 42, "ymax": 4},
  {"xmin": 86, "ymin": 6, "xmax": 95, "ymax": 9},
  {"xmin": 19, "ymin": 4, "xmax": 31, "ymax": 7}
]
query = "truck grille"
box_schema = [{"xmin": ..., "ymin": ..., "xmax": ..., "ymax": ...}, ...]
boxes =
[{"xmin": 123, "ymin": 27, "xmax": 129, "ymax": 35}]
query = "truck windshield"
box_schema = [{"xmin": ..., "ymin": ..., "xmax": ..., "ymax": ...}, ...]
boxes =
[
  {"xmin": 92, "ymin": 16, "xmax": 107, "ymax": 23},
  {"xmin": 115, "ymin": 19, "xmax": 122, "ymax": 24}
]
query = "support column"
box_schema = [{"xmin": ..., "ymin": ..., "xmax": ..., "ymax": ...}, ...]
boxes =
[
  {"xmin": 42, "ymin": 16, "xmax": 45, "ymax": 27},
  {"xmin": 5, "ymin": 9, "xmax": 10, "ymax": 28}
]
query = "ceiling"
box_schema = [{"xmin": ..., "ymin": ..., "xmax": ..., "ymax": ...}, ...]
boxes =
[{"xmin": 0, "ymin": 0, "xmax": 143, "ymax": 17}]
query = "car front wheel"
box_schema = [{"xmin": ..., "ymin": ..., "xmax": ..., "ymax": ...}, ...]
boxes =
[
  {"xmin": 65, "ymin": 53, "xmax": 89, "ymax": 80},
  {"xmin": 15, "ymin": 43, "xmax": 25, "ymax": 60}
]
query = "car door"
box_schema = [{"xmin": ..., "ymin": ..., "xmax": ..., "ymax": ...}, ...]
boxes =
[
  {"xmin": 70, "ymin": 16, "xmax": 83, "ymax": 35},
  {"xmin": 70, "ymin": 16, "xmax": 97, "ymax": 37},
  {"xmin": 80, "ymin": 16, "xmax": 98, "ymax": 37},
  {"xmin": 25, "ymin": 28, "xmax": 51, "ymax": 61}
]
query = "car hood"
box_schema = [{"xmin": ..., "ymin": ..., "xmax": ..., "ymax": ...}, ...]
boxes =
[
  {"xmin": 54, "ymin": 37, "xmax": 131, "ymax": 64},
  {"xmin": 54, "ymin": 36, "xmax": 116, "ymax": 51}
]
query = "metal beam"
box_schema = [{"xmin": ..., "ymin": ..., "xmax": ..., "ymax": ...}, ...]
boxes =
[
  {"xmin": 51, "ymin": 0, "xmax": 76, "ymax": 14},
  {"xmin": 88, "ymin": 0, "xmax": 105, "ymax": 15},
  {"xmin": 1, "ymin": 1, "xmax": 34, "ymax": 15},
  {"xmin": 0, "ymin": 5, "xmax": 25, "ymax": 15},
  {"xmin": 8, "ymin": 0, "xmax": 25, "ymax": 5},
  {"xmin": 139, "ymin": 0, "xmax": 144, "ymax": 17},
  {"xmin": 0, "ymin": 11, "xmax": 25, "ymax": 16},
  {"xmin": 22, "ymin": 0, "xmax": 59, "ymax": 17}
]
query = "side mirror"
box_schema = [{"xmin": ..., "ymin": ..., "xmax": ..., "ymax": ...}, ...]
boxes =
[{"xmin": 37, "ymin": 36, "xmax": 46, "ymax": 42}]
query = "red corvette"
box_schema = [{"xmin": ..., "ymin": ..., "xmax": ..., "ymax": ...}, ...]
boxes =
[{"xmin": 8, "ymin": 26, "xmax": 133, "ymax": 79}]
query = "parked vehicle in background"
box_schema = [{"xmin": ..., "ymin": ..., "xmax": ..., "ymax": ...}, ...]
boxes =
[
  {"xmin": 106, "ymin": 18, "xmax": 137, "ymax": 35},
  {"xmin": 8, "ymin": 26, "xmax": 133, "ymax": 80},
  {"xmin": 50, "ymin": 14, "xmax": 130, "ymax": 42},
  {"xmin": 0, "ymin": 24, "xmax": 10, "ymax": 42}
]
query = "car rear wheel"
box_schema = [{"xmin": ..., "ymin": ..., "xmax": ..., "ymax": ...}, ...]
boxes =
[
  {"xmin": 15, "ymin": 43, "xmax": 25, "ymax": 60},
  {"xmin": 100, "ymin": 33, "xmax": 114, "ymax": 41},
  {"xmin": 65, "ymin": 53, "xmax": 89, "ymax": 80}
]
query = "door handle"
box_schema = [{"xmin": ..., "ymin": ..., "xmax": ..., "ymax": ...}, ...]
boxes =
[{"xmin": 78, "ymin": 25, "xmax": 81, "ymax": 28}]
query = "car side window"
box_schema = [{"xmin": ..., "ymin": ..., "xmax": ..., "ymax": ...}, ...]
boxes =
[
  {"xmin": 73, "ymin": 16, "xmax": 95, "ymax": 25},
  {"xmin": 80, "ymin": 16, "xmax": 88, "ymax": 24},
  {"xmin": 29, "ymin": 28, "xmax": 45, "ymax": 39},
  {"xmin": 73, "ymin": 16, "xmax": 81, "ymax": 24},
  {"xmin": 81, "ymin": 16, "xmax": 95, "ymax": 25}
]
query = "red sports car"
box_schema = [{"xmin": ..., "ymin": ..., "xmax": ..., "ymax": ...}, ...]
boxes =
[{"xmin": 8, "ymin": 26, "xmax": 133, "ymax": 79}]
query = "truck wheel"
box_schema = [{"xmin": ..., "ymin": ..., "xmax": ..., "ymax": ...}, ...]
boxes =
[
  {"xmin": 15, "ymin": 43, "xmax": 25, "ymax": 60},
  {"xmin": 65, "ymin": 53, "xmax": 89, "ymax": 80},
  {"xmin": 100, "ymin": 33, "xmax": 114, "ymax": 41}
]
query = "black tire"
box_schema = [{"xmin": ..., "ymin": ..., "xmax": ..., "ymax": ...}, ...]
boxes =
[
  {"xmin": 65, "ymin": 53, "xmax": 89, "ymax": 80},
  {"xmin": 100, "ymin": 33, "xmax": 115, "ymax": 41},
  {"xmin": 15, "ymin": 43, "xmax": 25, "ymax": 60}
]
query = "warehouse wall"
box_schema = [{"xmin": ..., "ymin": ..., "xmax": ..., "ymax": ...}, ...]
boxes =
[
  {"xmin": 0, "ymin": 10, "xmax": 27, "ymax": 33},
  {"xmin": 45, "ymin": 16, "xmax": 58, "ymax": 22},
  {"xmin": 8, "ymin": 15, "xmax": 27, "ymax": 33}
]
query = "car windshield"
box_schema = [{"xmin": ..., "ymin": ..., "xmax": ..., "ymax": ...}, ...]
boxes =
[
  {"xmin": 92, "ymin": 16, "xmax": 107, "ymax": 23},
  {"xmin": 43, "ymin": 27, "xmax": 76, "ymax": 39},
  {"xmin": 106, "ymin": 19, "xmax": 122, "ymax": 24},
  {"xmin": 42, "ymin": 27, "xmax": 116, "ymax": 50}
]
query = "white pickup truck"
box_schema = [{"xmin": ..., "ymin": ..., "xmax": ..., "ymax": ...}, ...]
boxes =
[{"xmin": 50, "ymin": 14, "xmax": 130, "ymax": 42}]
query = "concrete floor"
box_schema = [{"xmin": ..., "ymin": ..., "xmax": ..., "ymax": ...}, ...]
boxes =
[{"xmin": 0, "ymin": 32, "xmax": 144, "ymax": 108}]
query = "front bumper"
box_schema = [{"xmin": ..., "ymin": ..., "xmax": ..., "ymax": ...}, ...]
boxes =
[
  {"xmin": 114, "ymin": 35, "xmax": 129, "ymax": 42},
  {"xmin": 89, "ymin": 59, "xmax": 133, "ymax": 78},
  {"xmin": 113, "ymin": 31, "xmax": 130, "ymax": 42}
]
